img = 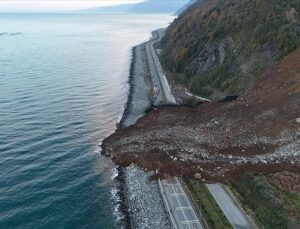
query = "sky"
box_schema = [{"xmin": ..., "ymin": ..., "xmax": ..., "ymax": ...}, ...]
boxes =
[{"xmin": 0, "ymin": 0, "xmax": 143, "ymax": 12}]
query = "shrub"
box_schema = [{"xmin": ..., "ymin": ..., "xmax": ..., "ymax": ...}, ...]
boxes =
[
  {"xmin": 159, "ymin": 0, "xmax": 300, "ymax": 97},
  {"xmin": 184, "ymin": 96, "xmax": 201, "ymax": 107}
]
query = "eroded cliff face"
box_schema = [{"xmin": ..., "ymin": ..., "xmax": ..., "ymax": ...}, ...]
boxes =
[{"xmin": 102, "ymin": 48, "xmax": 300, "ymax": 182}]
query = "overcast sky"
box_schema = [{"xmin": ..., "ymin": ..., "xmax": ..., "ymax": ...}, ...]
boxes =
[{"xmin": 0, "ymin": 0, "xmax": 143, "ymax": 12}]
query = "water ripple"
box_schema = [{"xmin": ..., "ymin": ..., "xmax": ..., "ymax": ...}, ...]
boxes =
[{"xmin": 0, "ymin": 13, "xmax": 174, "ymax": 229}]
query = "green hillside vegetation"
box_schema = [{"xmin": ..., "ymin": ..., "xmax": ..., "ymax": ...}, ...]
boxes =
[
  {"xmin": 160, "ymin": 0, "xmax": 300, "ymax": 97},
  {"xmin": 228, "ymin": 174, "xmax": 297, "ymax": 228},
  {"xmin": 185, "ymin": 179, "xmax": 232, "ymax": 229}
]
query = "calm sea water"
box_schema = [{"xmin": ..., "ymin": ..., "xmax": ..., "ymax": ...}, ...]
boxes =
[{"xmin": 0, "ymin": 13, "xmax": 173, "ymax": 228}]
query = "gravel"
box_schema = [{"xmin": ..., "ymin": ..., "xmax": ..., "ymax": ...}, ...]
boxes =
[
  {"xmin": 119, "ymin": 43, "xmax": 171, "ymax": 229},
  {"xmin": 125, "ymin": 166, "xmax": 171, "ymax": 229}
]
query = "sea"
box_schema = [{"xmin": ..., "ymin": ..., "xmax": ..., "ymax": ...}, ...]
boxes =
[{"xmin": 0, "ymin": 13, "xmax": 173, "ymax": 228}]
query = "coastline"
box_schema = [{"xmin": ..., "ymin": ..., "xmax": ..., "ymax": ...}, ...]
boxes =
[
  {"xmin": 117, "ymin": 46, "xmax": 137, "ymax": 130},
  {"xmin": 113, "ymin": 166, "xmax": 131, "ymax": 228},
  {"xmin": 110, "ymin": 43, "xmax": 171, "ymax": 228},
  {"xmin": 111, "ymin": 46, "xmax": 137, "ymax": 229}
]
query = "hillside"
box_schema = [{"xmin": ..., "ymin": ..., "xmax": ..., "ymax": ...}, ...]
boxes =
[
  {"xmin": 176, "ymin": 0, "xmax": 198, "ymax": 15},
  {"xmin": 159, "ymin": 0, "xmax": 300, "ymax": 99}
]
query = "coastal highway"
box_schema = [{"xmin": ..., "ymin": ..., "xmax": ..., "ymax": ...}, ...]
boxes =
[
  {"xmin": 146, "ymin": 29, "xmax": 255, "ymax": 229},
  {"xmin": 146, "ymin": 29, "xmax": 176, "ymax": 105},
  {"xmin": 158, "ymin": 176, "xmax": 204, "ymax": 229},
  {"xmin": 145, "ymin": 40, "xmax": 163, "ymax": 105},
  {"xmin": 206, "ymin": 184, "xmax": 255, "ymax": 229},
  {"xmin": 147, "ymin": 30, "xmax": 203, "ymax": 229}
]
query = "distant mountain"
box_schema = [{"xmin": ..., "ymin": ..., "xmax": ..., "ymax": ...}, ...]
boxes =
[
  {"xmin": 85, "ymin": 0, "xmax": 189, "ymax": 14},
  {"xmin": 85, "ymin": 4, "xmax": 133, "ymax": 13},
  {"xmin": 176, "ymin": 0, "xmax": 198, "ymax": 15},
  {"xmin": 128, "ymin": 0, "xmax": 189, "ymax": 14}
]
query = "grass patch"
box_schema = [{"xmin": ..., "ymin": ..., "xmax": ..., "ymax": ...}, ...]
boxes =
[
  {"xmin": 229, "ymin": 174, "xmax": 289, "ymax": 228},
  {"xmin": 267, "ymin": 179, "xmax": 300, "ymax": 221},
  {"xmin": 185, "ymin": 178, "xmax": 232, "ymax": 229},
  {"xmin": 282, "ymin": 190, "xmax": 300, "ymax": 215},
  {"xmin": 189, "ymin": 64, "xmax": 236, "ymax": 97},
  {"xmin": 184, "ymin": 96, "xmax": 202, "ymax": 107}
]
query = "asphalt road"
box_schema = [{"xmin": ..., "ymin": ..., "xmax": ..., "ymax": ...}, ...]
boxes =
[
  {"xmin": 147, "ymin": 29, "xmax": 203, "ymax": 229},
  {"xmin": 206, "ymin": 184, "xmax": 254, "ymax": 229},
  {"xmin": 145, "ymin": 41, "xmax": 163, "ymax": 105},
  {"xmin": 147, "ymin": 29, "xmax": 255, "ymax": 229},
  {"xmin": 159, "ymin": 176, "xmax": 204, "ymax": 229},
  {"xmin": 146, "ymin": 29, "xmax": 176, "ymax": 105}
]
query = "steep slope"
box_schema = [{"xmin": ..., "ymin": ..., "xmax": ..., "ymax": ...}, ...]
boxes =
[
  {"xmin": 160, "ymin": 0, "xmax": 300, "ymax": 98},
  {"xmin": 176, "ymin": 0, "xmax": 198, "ymax": 16}
]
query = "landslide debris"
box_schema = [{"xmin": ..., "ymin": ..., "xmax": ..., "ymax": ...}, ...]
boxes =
[{"xmin": 102, "ymin": 48, "xmax": 300, "ymax": 182}]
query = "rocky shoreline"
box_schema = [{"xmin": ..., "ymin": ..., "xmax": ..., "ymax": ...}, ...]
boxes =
[{"xmin": 109, "ymin": 44, "xmax": 171, "ymax": 229}]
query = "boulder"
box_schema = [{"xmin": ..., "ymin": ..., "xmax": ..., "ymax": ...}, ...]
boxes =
[{"xmin": 194, "ymin": 173, "xmax": 202, "ymax": 180}]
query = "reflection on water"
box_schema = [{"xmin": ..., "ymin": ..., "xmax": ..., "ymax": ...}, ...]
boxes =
[{"xmin": 0, "ymin": 13, "xmax": 173, "ymax": 228}]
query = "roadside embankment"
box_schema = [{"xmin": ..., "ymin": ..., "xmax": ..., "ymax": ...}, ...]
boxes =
[{"xmin": 111, "ymin": 44, "xmax": 172, "ymax": 229}]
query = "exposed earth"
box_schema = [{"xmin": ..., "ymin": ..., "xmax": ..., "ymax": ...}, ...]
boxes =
[
  {"xmin": 102, "ymin": 48, "xmax": 300, "ymax": 182},
  {"xmin": 266, "ymin": 171, "xmax": 300, "ymax": 223}
]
